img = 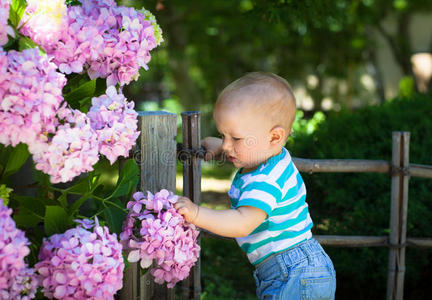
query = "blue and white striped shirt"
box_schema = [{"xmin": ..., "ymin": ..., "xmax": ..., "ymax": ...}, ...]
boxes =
[{"xmin": 228, "ymin": 147, "xmax": 313, "ymax": 265}]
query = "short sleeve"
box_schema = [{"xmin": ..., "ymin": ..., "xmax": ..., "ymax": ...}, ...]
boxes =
[{"xmin": 236, "ymin": 180, "xmax": 282, "ymax": 216}]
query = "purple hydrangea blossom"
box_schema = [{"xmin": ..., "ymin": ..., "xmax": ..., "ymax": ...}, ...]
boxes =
[
  {"xmin": 19, "ymin": 0, "xmax": 68, "ymax": 50},
  {"xmin": 0, "ymin": 199, "xmax": 38, "ymax": 300},
  {"xmin": 0, "ymin": 48, "xmax": 66, "ymax": 152},
  {"xmin": 87, "ymin": 86, "xmax": 139, "ymax": 164},
  {"xmin": 32, "ymin": 106, "xmax": 100, "ymax": 184},
  {"xmin": 21, "ymin": 0, "xmax": 162, "ymax": 86},
  {"xmin": 121, "ymin": 190, "xmax": 200, "ymax": 288},
  {"xmin": 0, "ymin": 48, "xmax": 101, "ymax": 183},
  {"xmin": 0, "ymin": 0, "xmax": 14, "ymax": 46},
  {"xmin": 35, "ymin": 218, "xmax": 124, "ymax": 299}
]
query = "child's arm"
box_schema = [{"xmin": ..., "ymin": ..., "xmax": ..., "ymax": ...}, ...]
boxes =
[
  {"xmin": 201, "ymin": 137, "xmax": 223, "ymax": 161},
  {"xmin": 174, "ymin": 196, "xmax": 267, "ymax": 238}
]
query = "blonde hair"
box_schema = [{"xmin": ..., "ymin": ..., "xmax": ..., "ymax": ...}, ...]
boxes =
[{"xmin": 216, "ymin": 72, "xmax": 297, "ymax": 135}]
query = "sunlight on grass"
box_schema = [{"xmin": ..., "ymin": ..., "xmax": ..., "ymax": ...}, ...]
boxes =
[{"xmin": 176, "ymin": 175, "xmax": 231, "ymax": 193}]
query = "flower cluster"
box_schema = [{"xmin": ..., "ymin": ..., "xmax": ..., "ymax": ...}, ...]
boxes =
[
  {"xmin": 0, "ymin": 46, "xmax": 141, "ymax": 183},
  {"xmin": 0, "ymin": 48, "xmax": 66, "ymax": 151},
  {"xmin": 0, "ymin": 0, "xmax": 14, "ymax": 46},
  {"xmin": 0, "ymin": 48, "xmax": 100, "ymax": 183},
  {"xmin": 87, "ymin": 86, "xmax": 139, "ymax": 165},
  {"xmin": 35, "ymin": 218, "xmax": 124, "ymax": 300},
  {"xmin": 21, "ymin": 0, "xmax": 162, "ymax": 86},
  {"xmin": 0, "ymin": 199, "xmax": 38, "ymax": 300},
  {"xmin": 19, "ymin": 0, "xmax": 68, "ymax": 50},
  {"xmin": 121, "ymin": 190, "xmax": 200, "ymax": 288},
  {"xmin": 33, "ymin": 107, "xmax": 100, "ymax": 184}
]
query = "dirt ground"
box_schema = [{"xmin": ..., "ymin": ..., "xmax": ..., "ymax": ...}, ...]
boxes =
[{"xmin": 176, "ymin": 176, "xmax": 231, "ymax": 208}]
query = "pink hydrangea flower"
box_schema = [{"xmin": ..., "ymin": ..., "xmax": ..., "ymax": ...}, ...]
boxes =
[
  {"xmin": 32, "ymin": 106, "xmax": 100, "ymax": 184},
  {"xmin": 0, "ymin": 199, "xmax": 38, "ymax": 299},
  {"xmin": 35, "ymin": 218, "xmax": 124, "ymax": 300},
  {"xmin": 0, "ymin": 0, "xmax": 14, "ymax": 46},
  {"xmin": 121, "ymin": 190, "xmax": 200, "ymax": 288},
  {"xmin": 21, "ymin": 0, "xmax": 162, "ymax": 86},
  {"xmin": 0, "ymin": 48, "xmax": 66, "ymax": 152},
  {"xmin": 19, "ymin": 0, "xmax": 68, "ymax": 50},
  {"xmin": 87, "ymin": 86, "xmax": 139, "ymax": 164},
  {"xmin": 0, "ymin": 47, "xmax": 7, "ymax": 95}
]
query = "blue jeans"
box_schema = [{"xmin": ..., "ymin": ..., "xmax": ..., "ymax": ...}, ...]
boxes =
[{"xmin": 253, "ymin": 238, "xmax": 336, "ymax": 300}]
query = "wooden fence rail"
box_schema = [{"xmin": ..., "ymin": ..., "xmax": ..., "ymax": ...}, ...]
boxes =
[
  {"xmin": 293, "ymin": 159, "xmax": 432, "ymax": 179},
  {"xmin": 315, "ymin": 236, "xmax": 432, "ymax": 248},
  {"xmin": 294, "ymin": 131, "xmax": 432, "ymax": 300}
]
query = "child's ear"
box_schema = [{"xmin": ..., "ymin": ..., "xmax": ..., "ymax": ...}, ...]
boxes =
[{"xmin": 269, "ymin": 126, "xmax": 285, "ymax": 145}]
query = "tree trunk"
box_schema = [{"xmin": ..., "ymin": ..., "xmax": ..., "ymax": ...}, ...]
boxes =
[
  {"xmin": 377, "ymin": 13, "xmax": 419, "ymax": 92},
  {"xmin": 365, "ymin": 43, "xmax": 386, "ymax": 104}
]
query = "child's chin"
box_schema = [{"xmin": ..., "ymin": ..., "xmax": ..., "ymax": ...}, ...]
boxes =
[{"xmin": 233, "ymin": 162, "xmax": 243, "ymax": 169}]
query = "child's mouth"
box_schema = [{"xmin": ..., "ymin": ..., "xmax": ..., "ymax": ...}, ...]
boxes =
[{"xmin": 228, "ymin": 156, "xmax": 235, "ymax": 162}]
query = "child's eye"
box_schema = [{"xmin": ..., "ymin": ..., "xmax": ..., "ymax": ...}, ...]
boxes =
[{"xmin": 232, "ymin": 137, "xmax": 242, "ymax": 141}]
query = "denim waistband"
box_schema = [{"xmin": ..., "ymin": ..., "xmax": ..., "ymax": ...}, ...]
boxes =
[{"xmin": 255, "ymin": 238, "xmax": 323, "ymax": 270}]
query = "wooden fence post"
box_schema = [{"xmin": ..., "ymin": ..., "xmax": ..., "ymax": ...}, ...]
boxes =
[
  {"xmin": 386, "ymin": 131, "xmax": 410, "ymax": 300},
  {"xmin": 120, "ymin": 111, "xmax": 177, "ymax": 300},
  {"xmin": 180, "ymin": 111, "xmax": 202, "ymax": 300}
]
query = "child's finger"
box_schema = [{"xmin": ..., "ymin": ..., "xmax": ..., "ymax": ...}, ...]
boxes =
[
  {"xmin": 204, "ymin": 151, "xmax": 213, "ymax": 161},
  {"xmin": 173, "ymin": 201, "xmax": 183, "ymax": 210}
]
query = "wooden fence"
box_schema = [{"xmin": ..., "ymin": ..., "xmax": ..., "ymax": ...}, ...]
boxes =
[
  {"xmin": 122, "ymin": 111, "xmax": 432, "ymax": 300},
  {"xmin": 294, "ymin": 132, "xmax": 432, "ymax": 300}
]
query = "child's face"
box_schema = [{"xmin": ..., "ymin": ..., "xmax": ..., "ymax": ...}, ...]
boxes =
[{"xmin": 214, "ymin": 104, "xmax": 276, "ymax": 173}]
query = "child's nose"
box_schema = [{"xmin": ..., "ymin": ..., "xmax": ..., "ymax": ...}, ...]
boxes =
[{"xmin": 221, "ymin": 138, "xmax": 232, "ymax": 153}]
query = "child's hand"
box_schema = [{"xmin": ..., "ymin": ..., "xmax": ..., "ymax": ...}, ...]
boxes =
[
  {"xmin": 174, "ymin": 196, "xmax": 199, "ymax": 224},
  {"xmin": 201, "ymin": 137, "xmax": 223, "ymax": 161}
]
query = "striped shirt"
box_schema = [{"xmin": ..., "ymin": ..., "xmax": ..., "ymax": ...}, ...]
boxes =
[{"xmin": 228, "ymin": 147, "xmax": 313, "ymax": 265}]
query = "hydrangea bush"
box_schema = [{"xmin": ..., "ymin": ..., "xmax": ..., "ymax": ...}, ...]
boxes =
[
  {"xmin": 0, "ymin": 199, "xmax": 38, "ymax": 299},
  {"xmin": 20, "ymin": 0, "xmax": 163, "ymax": 86},
  {"xmin": 0, "ymin": 0, "xmax": 194, "ymax": 298},
  {"xmin": 0, "ymin": 0, "xmax": 162, "ymax": 183},
  {"xmin": 121, "ymin": 190, "xmax": 201, "ymax": 288},
  {"xmin": 35, "ymin": 218, "xmax": 124, "ymax": 299}
]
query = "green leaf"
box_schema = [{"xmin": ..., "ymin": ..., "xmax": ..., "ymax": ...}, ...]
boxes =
[
  {"xmin": 18, "ymin": 36, "xmax": 39, "ymax": 51},
  {"xmin": 65, "ymin": 0, "xmax": 81, "ymax": 6},
  {"xmin": 63, "ymin": 73, "xmax": 89, "ymax": 93},
  {"xmin": 78, "ymin": 96, "xmax": 92, "ymax": 113},
  {"xmin": 14, "ymin": 207, "xmax": 43, "ymax": 228},
  {"xmin": 9, "ymin": 0, "xmax": 27, "ymax": 28},
  {"xmin": 94, "ymin": 78, "xmax": 107, "ymax": 97},
  {"xmin": 122, "ymin": 252, "xmax": 130, "ymax": 270},
  {"xmin": 103, "ymin": 199, "xmax": 127, "ymax": 235},
  {"xmin": 58, "ymin": 192, "xmax": 68, "ymax": 208},
  {"xmin": 64, "ymin": 79, "xmax": 97, "ymax": 109},
  {"xmin": 107, "ymin": 159, "xmax": 139, "ymax": 200},
  {"xmin": 44, "ymin": 206, "xmax": 71, "ymax": 236},
  {"xmin": 67, "ymin": 176, "xmax": 90, "ymax": 194},
  {"xmin": 13, "ymin": 194, "xmax": 45, "ymax": 228},
  {"xmin": 68, "ymin": 193, "xmax": 91, "ymax": 216},
  {"xmin": 14, "ymin": 194, "xmax": 45, "ymax": 217},
  {"xmin": 3, "ymin": 143, "xmax": 29, "ymax": 178},
  {"xmin": 0, "ymin": 144, "xmax": 11, "ymax": 178}
]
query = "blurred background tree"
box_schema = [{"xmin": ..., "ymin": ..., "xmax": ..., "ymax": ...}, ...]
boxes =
[{"xmin": 120, "ymin": 0, "xmax": 432, "ymax": 135}]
